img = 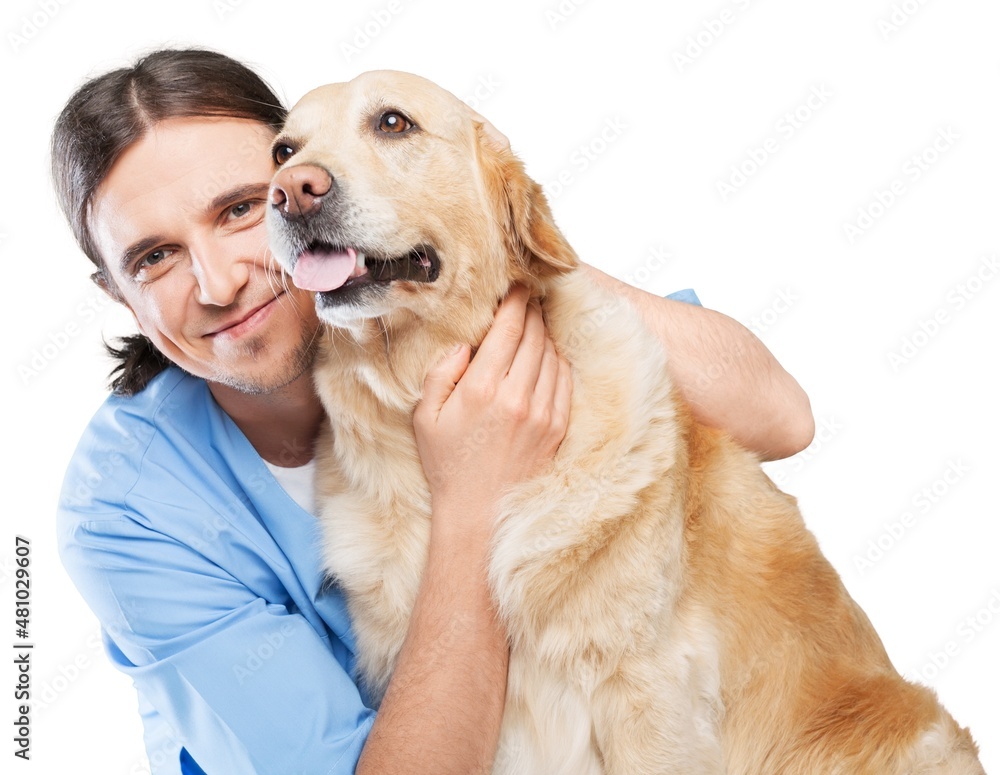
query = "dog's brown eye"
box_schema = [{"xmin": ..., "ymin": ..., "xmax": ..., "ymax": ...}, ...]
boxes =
[
  {"xmin": 273, "ymin": 144, "xmax": 296, "ymax": 165},
  {"xmin": 378, "ymin": 111, "xmax": 413, "ymax": 134}
]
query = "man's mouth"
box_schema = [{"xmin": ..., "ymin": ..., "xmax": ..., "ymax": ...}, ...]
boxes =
[
  {"xmin": 290, "ymin": 242, "xmax": 440, "ymax": 297},
  {"xmin": 205, "ymin": 290, "xmax": 286, "ymax": 338}
]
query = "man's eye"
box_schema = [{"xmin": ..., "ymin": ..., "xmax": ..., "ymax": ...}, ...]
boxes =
[
  {"xmin": 133, "ymin": 248, "xmax": 174, "ymax": 277},
  {"xmin": 229, "ymin": 202, "xmax": 252, "ymax": 219}
]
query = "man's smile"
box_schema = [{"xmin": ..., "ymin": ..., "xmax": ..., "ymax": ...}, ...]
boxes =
[{"xmin": 205, "ymin": 289, "xmax": 288, "ymax": 340}]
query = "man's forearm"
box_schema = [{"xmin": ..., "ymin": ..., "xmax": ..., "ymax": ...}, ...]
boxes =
[
  {"xmin": 356, "ymin": 516, "xmax": 508, "ymax": 775},
  {"xmin": 580, "ymin": 263, "xmax": 815, "ymax": 461}
]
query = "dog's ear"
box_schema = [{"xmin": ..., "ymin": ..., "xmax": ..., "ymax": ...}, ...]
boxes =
[
  {"xmin": 475, "ymin": 122, "xmax": 578, "ymax": 283},
  {"xmin": 466, "ymin": 105, "xmax": 511, "ymax": 154}
]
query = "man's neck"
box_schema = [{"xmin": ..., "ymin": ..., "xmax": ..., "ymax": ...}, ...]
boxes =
[{"xmin": 209, "ymin": 371, "xmax": 324, "ymax": 467}]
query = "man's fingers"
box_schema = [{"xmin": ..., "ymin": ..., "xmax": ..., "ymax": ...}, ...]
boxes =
[
  {"xmin": 467, "ymin": 285, "xmax": 530, "ymax": 381},
  {"xmin": 414, "ymin": 344, "xmax": 472, "ymax": 423},
  {"xmin": 507, "ymin": 300, "xmax": 548, "ymax": 390},
  {"xmin": 529, "ymin": 334, "xmax": 560, "ymax": 406}
]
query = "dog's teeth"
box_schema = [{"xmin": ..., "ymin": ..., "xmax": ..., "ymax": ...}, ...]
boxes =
[{"xmin": 356, "ymin": 252, "xmax": 366, "ymax": 270}]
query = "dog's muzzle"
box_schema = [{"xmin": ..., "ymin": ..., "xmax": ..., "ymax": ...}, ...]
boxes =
[{"xmin": 268, "ymin": 163, "xmax": 441, "ymax": 309}]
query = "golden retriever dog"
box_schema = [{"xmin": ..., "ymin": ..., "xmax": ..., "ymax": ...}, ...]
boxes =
[{"xmin": 265, "ymin": 71, "xmax": 984, "ymax": 774}]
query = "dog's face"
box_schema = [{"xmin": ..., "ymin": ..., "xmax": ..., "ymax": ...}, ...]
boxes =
[{"xmin": 266, "ymin": 70, "xmax": 577, "ymax": 334}]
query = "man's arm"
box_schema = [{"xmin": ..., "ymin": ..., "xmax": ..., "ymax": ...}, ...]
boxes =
[
  {"xmin": 356, "ymin": 516, "xmax": 508, "ymax": 775},
  {"xmin": 580, "ymin": 263, "xmax": 815, "ymax": 461},
  {"xmin": 358, "ymin": 287, "xmax": 571, "ymax": 774}
]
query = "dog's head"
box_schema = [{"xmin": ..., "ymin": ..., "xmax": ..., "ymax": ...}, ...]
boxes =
[{"xmin": 266, "ymin": 70, "xmax": 577, "ymax": 337}]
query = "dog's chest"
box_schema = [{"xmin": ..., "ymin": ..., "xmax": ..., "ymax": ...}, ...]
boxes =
[{"xmin": 311, "ymin": 358, "xmax": 432, "ymax": 697}]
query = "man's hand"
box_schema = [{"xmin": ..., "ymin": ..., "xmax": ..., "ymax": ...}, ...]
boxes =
[
  {"xmin": 413, "ymin": 284, "xmax": 573, "ymax": 546},
  {"xmin": 357, "ymin": 284, "xmax": 572, "ymax": 775}
]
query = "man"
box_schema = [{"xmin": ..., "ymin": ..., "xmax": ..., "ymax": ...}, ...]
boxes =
[{"xmin": 54, "ymin": 48, "xmax": 813, "ymax": 774}]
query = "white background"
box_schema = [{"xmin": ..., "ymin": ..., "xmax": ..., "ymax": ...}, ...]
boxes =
[{"xmin": 2, "ymin": 0, "xmax": 998, "ymax": 772}]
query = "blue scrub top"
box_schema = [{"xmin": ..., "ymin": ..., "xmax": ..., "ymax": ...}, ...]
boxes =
[
  {"xmin": 57, "ymin": 289, "xmax": 700, "ymax": 774},
  {"xmin": 58, "ymin": 367, "xmax": 374, "ymax": 774}
]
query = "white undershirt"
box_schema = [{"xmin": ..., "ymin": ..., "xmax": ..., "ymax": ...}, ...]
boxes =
[{"xmin": 262, "ymin": 458, "xmax": 317, "ymax": 515}]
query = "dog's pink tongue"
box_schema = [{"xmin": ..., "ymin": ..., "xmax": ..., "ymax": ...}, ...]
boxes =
[{"xmin": 292, "ymin": 247, "xmax": 357, "ymax": 292}]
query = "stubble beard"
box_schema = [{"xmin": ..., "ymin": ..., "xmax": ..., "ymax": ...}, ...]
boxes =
[{"xmin": 208, "ymin": 323, "xmax": 320, "ymax": 395}]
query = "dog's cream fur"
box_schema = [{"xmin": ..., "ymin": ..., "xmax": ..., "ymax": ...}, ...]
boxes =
[{"xmin": 267, "ymin": 71, "xmax": 984, "ymax": 774}]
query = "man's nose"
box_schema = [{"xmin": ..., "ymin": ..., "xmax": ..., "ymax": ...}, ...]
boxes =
[
  {"xmin": 190, "ymin": 242, "xmax": 250, "ymax": 307},
  {"xmin": 269, "ymin": 165, "xmax": 335, "ymax": 220}
]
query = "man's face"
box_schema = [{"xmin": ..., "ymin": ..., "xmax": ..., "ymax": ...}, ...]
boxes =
[{"xmin": 90, "ymin": 116, "xmax": 319, "ymax": 393}]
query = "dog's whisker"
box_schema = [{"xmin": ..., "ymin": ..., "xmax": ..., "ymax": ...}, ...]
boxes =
[{"xmin": 377, "ymin": 315, "xmax": 391, "ymax": 363}]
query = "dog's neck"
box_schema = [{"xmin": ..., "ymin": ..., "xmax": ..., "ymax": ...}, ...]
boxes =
[
  {"xmin": 317, "ymin": 276, "xmax": 558, "ymax": 420},
  {"xmin": 318, "ymin": 300, "xmax": 499, "ymax": 416}
]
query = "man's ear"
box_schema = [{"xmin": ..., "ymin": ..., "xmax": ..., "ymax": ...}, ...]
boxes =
[
  {"xmin": 92, "ymin": 268, "xmax": 145, "ymax": 335},
  {"xmin": 91, "ymin": 267, "xmax": 122, "ymax": 302},
  {"xmin": 475, "ymin": 122, "xmax": 578, "ymax": 282}
]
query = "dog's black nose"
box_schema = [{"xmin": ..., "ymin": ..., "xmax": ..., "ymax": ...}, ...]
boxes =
[{"xmin": 270, "ymin": 165, "xmax": 335, "ymax": 220}]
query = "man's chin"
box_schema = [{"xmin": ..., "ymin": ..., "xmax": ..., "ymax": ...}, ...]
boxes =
[{"xmin": 207, "ymin": 333, "xmax": 318, "ymax": 396}]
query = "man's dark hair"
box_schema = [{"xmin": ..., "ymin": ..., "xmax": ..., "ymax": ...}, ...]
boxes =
[{"xmin": 50, "ymin": 47, "xmax": 287, "ymax": 396}]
